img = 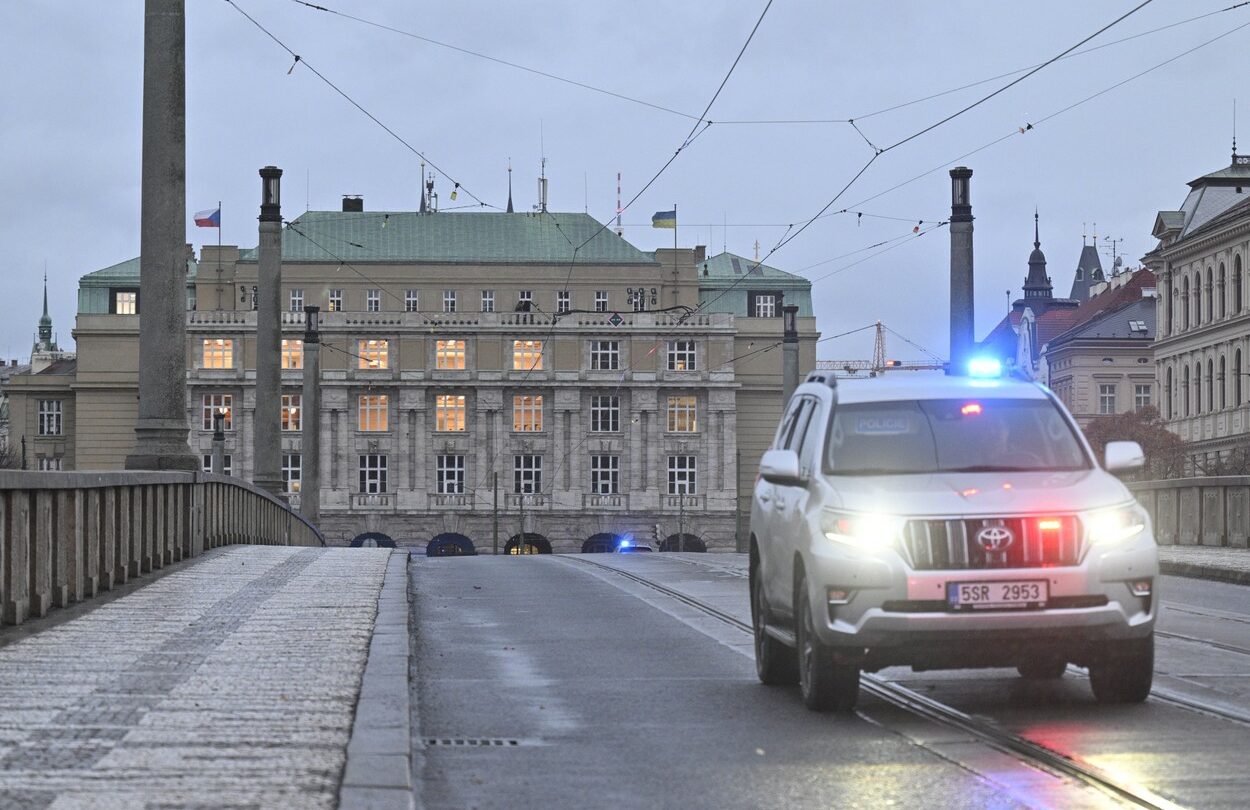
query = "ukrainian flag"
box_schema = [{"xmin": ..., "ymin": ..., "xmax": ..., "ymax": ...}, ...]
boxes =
[{"xmin": 651, "ymin": 209, "xmax": 676, "ymax": 229}]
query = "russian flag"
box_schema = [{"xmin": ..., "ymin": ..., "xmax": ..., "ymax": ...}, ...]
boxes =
[{"xmin": 194, "ymin": 207, "xmax": 221, "ymax": 228}]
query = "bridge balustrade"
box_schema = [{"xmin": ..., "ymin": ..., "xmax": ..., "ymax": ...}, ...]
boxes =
[
  {"xmin": 1130, "ymin": 476, "xmax": 1250, "ymax": 547},
  {"xmin": 0, "ymin": 471, "xmax": 323, "ymax": 626}
]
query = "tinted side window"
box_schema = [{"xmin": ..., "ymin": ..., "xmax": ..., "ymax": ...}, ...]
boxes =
[
  {"xmin": 773, "ymin": 398, "xmax": 806, "ymax": 450},
  {"xmin": 795, "ymin": 399, "xmax": 824, "ymax": 473}
]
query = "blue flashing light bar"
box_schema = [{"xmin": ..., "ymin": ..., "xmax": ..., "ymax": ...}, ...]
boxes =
[{"xmin": 967, "ymin": 357, "xmax": 1003, "ymax": 378}]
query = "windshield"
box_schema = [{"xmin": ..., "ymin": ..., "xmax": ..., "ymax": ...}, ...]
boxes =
[{"xmin": 827, "ymin": 398, "xmax": 1090, "ymax": 475}]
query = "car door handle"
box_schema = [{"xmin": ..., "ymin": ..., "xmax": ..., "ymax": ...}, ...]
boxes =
[{"xmin": 759, "ymin": 492, "xmax": 771, "ymax": 503}]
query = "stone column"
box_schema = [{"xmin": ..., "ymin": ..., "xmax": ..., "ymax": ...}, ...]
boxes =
[
  {"xmin": 253, "ymin": 166, "xmax": 284, "ymax": 495},
  {"xmin": 301, "ymin": 305, "xmax": 322, "ymax": 524},
  {"xmin": 948, "ymin": 167, "xmax": 975, "ymax": 374},
  {"xmin": 782, "ymin": 304, "xmax": 799, "ymax": 404},
  {"xmin": 126, "ymin": 0, "xmax": 196, "ymax": 471}
]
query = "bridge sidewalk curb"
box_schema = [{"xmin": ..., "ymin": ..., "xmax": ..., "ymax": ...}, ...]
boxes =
[
  {"xmin": 339, "ymin": 551, "xmax": 416, "ymax": 810},
  {"xmin": 1160, "ymin": 560, "xmax": 1250, "ymax": 587}
]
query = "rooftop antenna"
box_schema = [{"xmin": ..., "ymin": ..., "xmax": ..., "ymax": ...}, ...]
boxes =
[
  {"xmin": 753, "ymin": 239, "xmax": 760, "ymax": 261},
  {"xmin": 1101, "ymin": 235, "xmax": 1125, "ymax": 273},
  {"xmin": 1234, "ymin": 97, "xmax": 1239, "ymax": 159},
  {"xmin": 506, "ymin": 159, "xmax": 514, "ymax": 213},
  {"xmin": 419, "ymin": 161, "xmax": 428, "ymax": 213},
  {"xmin": 614, "ymin": 172, "xmax": 623, "ymax": 236},
  {"xmin": 426, "ymin": 171, "xmax": 438, "ymax": 213},
  {"xmin": 537, "ymin": 120, "xmax": 548, "ymax": 213},
  {"xmin": 583, "ymin": 172, "xmax": 588, "ymax": 214},
  {"xmin": 1082, "ymin": 222, "xmax": 1087, "ymax": 246},
  {"xmin": 1092, "ymin": 221, "xmax": 1098, "ymax": 244},
  {"xmin": 723, "ymin": 212, "xmax": 727, "ymax": 253}
]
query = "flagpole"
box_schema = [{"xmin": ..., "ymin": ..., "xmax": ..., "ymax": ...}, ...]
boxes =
[
  {"xmin": 216, "ymin": 200, "xmax": 223, "ymax": 310},
  {"xmin": 673, "ymin": 203, "xmax": 678, "ymax": 311}
]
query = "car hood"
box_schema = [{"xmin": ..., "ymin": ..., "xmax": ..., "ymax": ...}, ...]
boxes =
[{"xmin": 822, "ymin": 469, "xmax": 1132, "ymax": 517}]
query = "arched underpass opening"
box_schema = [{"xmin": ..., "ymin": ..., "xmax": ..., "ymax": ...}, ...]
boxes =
[
  {"xmin": 581, "ymin": 533, "xmax": 620, "ymax": 554},
  {"xmin": 350, "ymin": 532, "xmax": 397, "ymax": 548},
  {"xmin": 427, "ymin": 533, "xmax": 476, "ymax": 556},
  {"xmin": 660, "ymin": 533, "xmax": 706, "ymax": 552},
  {"xmin": 505, "ymin": 533, "xmax": 552, "ymax": 555}
]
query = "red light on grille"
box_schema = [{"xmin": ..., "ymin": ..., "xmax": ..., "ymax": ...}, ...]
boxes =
[
  {"xmin": 1038, "ymin": 519, "xmax": 1062, "ymax": 531},
  {"xmin": 961, "ymin": 403, "xmax": 983, "ymax": 416}
]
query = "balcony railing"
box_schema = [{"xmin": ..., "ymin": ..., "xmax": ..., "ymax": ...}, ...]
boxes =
[
  {"xmin": 505, "ymin": 493, "xmax": 548, "ymax": 510},
  {"xmin": 663, "ymin": 494, "xmax": 705, "ymax": 511},
  {"xmin": 428, "ymin": 492, "xmax": 475, "ymax": 509},
  {"xmin": 350, "ymin": 493, "xmax": 393, "ymax": 510},
  {"xmin": 582, "ymin": 493, "xmax": 629, "ymax": 510}
]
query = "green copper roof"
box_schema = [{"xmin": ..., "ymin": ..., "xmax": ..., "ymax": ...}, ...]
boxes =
[
  {"xmin": 697, "ymin": 252, "xmax": 814, "ymax": 317},
  {"xmin": 238, "ymin": 211, "xmax": 659, "ymax": 265},
  {"xmin": 77, "ymin": 256, "xmax": 198, "ymax": 314}
]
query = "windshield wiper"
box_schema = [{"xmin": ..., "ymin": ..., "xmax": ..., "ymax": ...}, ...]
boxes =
[
  {"xmin": 829, "ymin": 468, "xmax": 930, "ymax": 476},
  {"xmin": 941, "ymin": 465, "xmax": 1034, "ymax": 473}
]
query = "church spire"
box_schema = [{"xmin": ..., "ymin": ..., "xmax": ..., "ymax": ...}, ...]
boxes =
[
  {"xmin": 35, "ymin": 272, "xmax": 55, "ymax": 353},
  {"xmin": 1022, "ymin": 209, "xmax": 1053, "ymax": 300}
]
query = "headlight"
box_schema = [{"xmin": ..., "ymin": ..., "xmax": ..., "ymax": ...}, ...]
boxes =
[
  {"xmin": 821, "ymin": 510, "xmax": 905, "ymax": 549},
  {"xmin": 1084, "ymin": 504, "xmax": 1147, "ymax": 546}
]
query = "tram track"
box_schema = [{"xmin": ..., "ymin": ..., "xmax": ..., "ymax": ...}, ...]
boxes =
[{"xmin": 569, "ymin": 555, "xmax": 1187, "ymax": 810}]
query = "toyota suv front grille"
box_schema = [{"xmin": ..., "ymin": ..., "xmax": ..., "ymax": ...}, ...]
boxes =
[{"xmin": 902, "ymin": 516, "xmax": 1084, "ymax": 570}]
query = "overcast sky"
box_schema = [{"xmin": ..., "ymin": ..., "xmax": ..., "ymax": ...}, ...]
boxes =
[{"xmin": 3, "ymin": 1, "xmax": 1248, "ymax": 363}]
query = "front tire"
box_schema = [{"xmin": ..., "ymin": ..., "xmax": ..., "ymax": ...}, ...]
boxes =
[
  {"xmin": 752, "ymin": 568, "xmax": 797, "ymax": 685},
  {"xmin": 795, "ymin": 572, "xmax": 859, "ymax": 712},
  {"xmin": 1089, "ymin": 635, "xmax": 1154, "ymax": 704}
]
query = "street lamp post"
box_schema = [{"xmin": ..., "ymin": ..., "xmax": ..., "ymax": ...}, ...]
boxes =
[
  {"xmin": 301, "ymin": 305, "xmax": 321, "ymax": 524},
  {"xmin": 210, "ymin": 408, "xmax": 225, "ymax": 475}
]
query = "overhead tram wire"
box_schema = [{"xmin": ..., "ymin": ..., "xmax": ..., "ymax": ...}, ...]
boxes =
[
  {"xmin": 835, "ymin": 15, "xmax": 1250, "ymax": 218},
  {"xmin": 287, "ymin": 0, "xmax": 1247, "ymax": 130},
  {"xmin": 690, "ymin": 0, "xmax": 1157, "ymax": 320},
  {"xmin": 223, "ymin": 0, "xmax": 493, "ymax": 208}
]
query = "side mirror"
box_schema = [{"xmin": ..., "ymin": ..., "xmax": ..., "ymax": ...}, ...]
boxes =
[
  {"xmin": 1104, "ymin": 440, "xmax": 1145, "ymax": 472},
  {"xmin": 760, "ymin": 449, "xmax": 806, "ymax": 487}
]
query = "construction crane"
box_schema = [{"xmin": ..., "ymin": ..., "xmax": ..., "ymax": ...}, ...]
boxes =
[{"xmin": 814, "ymin": 322, "xmax": 947, "ymax": 378}]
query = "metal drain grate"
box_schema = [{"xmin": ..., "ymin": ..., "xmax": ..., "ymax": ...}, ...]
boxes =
[{"xmin": 424, "ymin": 738, "xmax": 521, "ymax": 747}]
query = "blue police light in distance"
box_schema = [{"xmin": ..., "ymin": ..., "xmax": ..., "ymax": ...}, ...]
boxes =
[
  {"xmin": 617, "ymin": 534, "xmax": 634, "ymax": 549},
  {"xmin": 966, "ymin": 356, "xmax": 1003, "ymax": 379}
]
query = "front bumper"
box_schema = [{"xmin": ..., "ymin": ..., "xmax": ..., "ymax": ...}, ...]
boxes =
[{"xmin": 805, "ymin": 533, "xmax": 1158, "ymax": 669}]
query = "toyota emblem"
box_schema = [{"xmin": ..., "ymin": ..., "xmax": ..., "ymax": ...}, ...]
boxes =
[{"xmin": 976, "ymin": 525, "xmax": 1014, "ymax": 552}]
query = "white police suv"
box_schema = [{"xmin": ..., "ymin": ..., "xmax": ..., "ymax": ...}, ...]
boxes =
[{"xmin": 749, "ymin": 363, "xmax": 1158, "ymax": 712}]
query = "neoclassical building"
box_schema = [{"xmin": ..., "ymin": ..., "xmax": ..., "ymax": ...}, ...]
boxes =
[
  {"xmin": 1146, "ymin": 149, "xmax": 1250, "ymax": 470},
  {"xmin": 6, "ymin": 203, "xmax": 816, "ymax": 552}
]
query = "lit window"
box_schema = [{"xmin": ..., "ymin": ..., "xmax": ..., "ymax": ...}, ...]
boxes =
[
  {"xmin": 111, "ymin": 289, "xmax": 138, "ymax": 315},
  {"xmin": 201, "ymin": 394, "xmax": 232, "ymax": 430},
  {"xmin": 667, "ymin": 340, "xmax": 696, "ymax": 371},
  {"xmin": 481, "ymin": 290, "xmax": 495, "ymax": 313},
  {"xmin": 591, "ymin": 395, "xmax": 619, "ymax": 432},
  {"xmin": 289, "ymin": 289, "xmax": 304, "ymax": 312},
  {"xmin": 518, "ymin": 290, "xmax": 533, "ymax": 308},
  {"xmin": 367, "ymin": 289, "xmax": 381, "ymax": 312},
  {"xmin": 281, "ymin": 339, "xmax": 303, "ymax": 370},
  {"xmin": 282, "ymin": 453, "xmax": 301, "ymax": 493},
  {"xmin": 358, "ymin": 339, "xmax": 388, "ymax": 369},
  {"xmin": 556, "ymin": 290, "xmax": 571, "ymax": 314},
  {"xmin": 37, "ymin": 400, "xmax": 62, "ymax": 436},
  {"xmin": 435, "ymin": 394, "xmax": 466, "ymax": 432},
  {"xmin": 513, "ymin": 395, "xmax": 543, "ymax": 432},
  {"xmin": 590, "ymin": 340, "xmax": 619, "ymax": 371},
  {"xmin": 437, "ymin": 454, "xmax": 466, "ymax": 494},
  {"xmin": 595, "ymin": 291, "xmax": 608, "ymax": 312},
  {"xmin": 513, "ymin": 454, "xmax": 542, "ymax": 494},
  {"xmin": 281, "ymin": 393, "xmax": 301, "ymax": 431},
  {"xmin": 358, "ymin": 394, "xmax": 389, "ymax": 432},
  {"xmin": 436, "ymin": 339, "xmax": 466, "ymax": 370},
  {"xmin": 443, "ymin": 290, "xmax": 457, "ymax": 313},
  {"xmin": 666, "ymin": 395, "xmax": 698, "ymax": 432},
  {"xmin": 405, "ymin": 290, "xmax": 419, "ymax": 312},
  {"xmin": 668, "ymin": 456, "xmax": 697, "ymax": 495},
  {"xmin": 513, "ymin": 339, "xmax": 543, "ymax": 370},
  {"xmin": 359, "ymin": 454, "xmax": 388, "ymax": 494},
  {"xmin": 753, "ymin": 293, "xmax": 776, "ymax": 318},
  {"xmin": 631, "ymin": 289, "xmax": 648, "ymax": 312},
  {"xmin": 328, "ymin": 289, "xmax": 343, "ymax": 312},
  {"xmin": 590, "ymin": 455, "xmax": 619, "ymax": 494},
  {"xmin": 202, "ymin": 338, "xmax": 234, "ymax": 369}
]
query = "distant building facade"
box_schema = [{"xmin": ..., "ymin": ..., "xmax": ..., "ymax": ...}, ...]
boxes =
[
  {"xmin": 1146, "ymin": 150, "xmax": 1250, "ymax": 470},
  {"xmin": 9, "ymin": 204, "xmax": 816, "ymax": 551},
  {"xmin": 4, "ymin": 278, "xmax": 76, "ymax": 469}
]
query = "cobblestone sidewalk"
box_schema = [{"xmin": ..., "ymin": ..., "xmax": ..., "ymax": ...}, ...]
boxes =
[{"xmin": 0, "ymin": 546, "xmax": 390, "ymax": 810}]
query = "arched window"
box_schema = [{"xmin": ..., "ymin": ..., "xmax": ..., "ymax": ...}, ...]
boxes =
[
  {"xmin": 1237, "ymin": 349, "xmax": 1244, "ymax": 407},
  {"xmin": 1207, "ymin": 359, "xmax": 1214, "ymax": 413},
  {"xmin": 1184, "ymin": 365, "xmax": 1191, "ymax": 416},
  {"xmin": 1184, "ymin": 275, "xmax": 1192, "ymax": 329},
  {"xmin": 1166, "ymin": 277, "xmax": 1175, "ymax": 333},
  {"xmin": 1206, "ymin": 267, "xmax": 1214, "ymax": 322},
  {"xmin": 1165, "ymin": 366, "xmax": 1173, "ymax": 419},
  {"xmin": 1219, "ymin": 263, "xmax": 1227, "ymax": 318},
  {"xmin": 1237, "ymin": 255, "xmax": 1245, "ymax": 315},
  {"xmin": 1220, "ymin": 355, "xmax": 1227, "ymax": 409}
]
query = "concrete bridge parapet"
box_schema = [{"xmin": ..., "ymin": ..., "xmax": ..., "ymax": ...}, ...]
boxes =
[{"xmin": 0, "ymin": 470, "xmax": 323, "ymax": 626}]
